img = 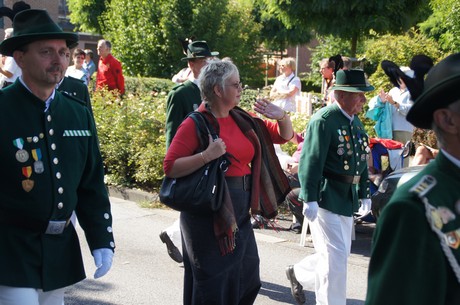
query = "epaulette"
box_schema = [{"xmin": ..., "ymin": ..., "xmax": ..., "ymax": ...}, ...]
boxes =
[
  {"xmin": 409, "ymin": 175, "xmax": 437, "ymax": 198},
  {"xmin": 59, "ymin": 90, "xmax": 86, "ymax": 107}
]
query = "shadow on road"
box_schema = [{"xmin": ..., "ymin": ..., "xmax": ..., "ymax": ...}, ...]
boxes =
[{"xmin": 64, "ymin": 279, "xmax": 116, "ymax": 305}]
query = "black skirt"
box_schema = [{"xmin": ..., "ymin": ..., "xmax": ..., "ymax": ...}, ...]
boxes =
[{"xmin": 180, "ymin": 185, "xmax": 261, "ymax": 305}]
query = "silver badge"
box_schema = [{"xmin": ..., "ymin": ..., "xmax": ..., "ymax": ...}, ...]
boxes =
[
  {"xmin": 34, "ymin": 161, "xmax": 45, "ymax": 174},
  {"xmin": 337, "ymin": 148, "xmax": 345, "ymax": 155},
  {"xmin": 15, "ymin": 149, "xmax": 29, "ymax": 163},
  {"xmin": 338, "ymin": 135, "xmax": 344, "ymax": 142}
]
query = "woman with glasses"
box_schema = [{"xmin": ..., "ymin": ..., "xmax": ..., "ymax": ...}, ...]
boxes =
[
  {"xmin": 163, "ymin": 59, "xmax": 294, "ymax": 305},
  {"xmin": 65, "ymin": 48, "xmax": 89, "ymax": 86}
]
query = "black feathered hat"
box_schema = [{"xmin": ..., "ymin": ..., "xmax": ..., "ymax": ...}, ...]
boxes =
[{"xmin": 407, "ymin": 53, "xmax": 460, "ymax": 129}]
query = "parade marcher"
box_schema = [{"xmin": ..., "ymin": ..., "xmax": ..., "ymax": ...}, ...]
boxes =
[
  {"xmin": 160, "ymin": 40, "xmax": 219, "ymax": 263},
  {"xmin": 365, "ymin": 53, "xmax": 460, "ymax": 305},
  {"xmin": 0, "ymin": 9, "xmax": 114, "ymax": 305},
  {"xmin": 286, "ymin": 69, "xmax": 373, "ymax": 305},
  {"xmin": 164, "ymin": 59, "xmax": 292, "ymax": 305}
]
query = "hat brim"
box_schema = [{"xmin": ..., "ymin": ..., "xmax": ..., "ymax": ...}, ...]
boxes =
[
  {"xmin": 181, "ymin": 51, "xmax": 219, "ymax": 61},
  {"xmin": 330, "ymin": 85, "xmax": 375, "ymax": 93},
  {"xmin": 407, "ymin": 73, "xmax": 460, "ymax": 129},
  {"xmin": 0, "ymin": 32, "xmax": 79, "ymax": 56}
]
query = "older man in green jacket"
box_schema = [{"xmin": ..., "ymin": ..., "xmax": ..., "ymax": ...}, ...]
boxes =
[{"xmin": 286, "ymin": 70, "xmax": 373, "ymax": 305}]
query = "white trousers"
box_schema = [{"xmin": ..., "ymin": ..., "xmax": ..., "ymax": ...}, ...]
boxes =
[
  {"xmin": 294, "ymin": 208, "xmax": 353, "ymax": 305},
  {"xmin": 0, "ymin": 286, "xmax": 66, "ymax": 305},
  {"xmin": 165, "ymin": 218, "xmax": 182, "ymax": 254}
]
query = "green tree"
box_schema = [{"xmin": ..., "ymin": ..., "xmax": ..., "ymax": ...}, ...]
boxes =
[
  {"xmin": 251, "ymin": 0, "xmax": 313, "ymax": 52},
  {"xmin": 261, "ymin": 0, "xmax": 431, "ymax": 56},
  {"xmin": 67, "ymin": 0, "xmax": 107, "ymax": 33},
  {"xmin": 419, "ymin": 0, "xmax": 460, "ymax": 53},
  {"xmin": 101, "ymin": 0, "xmax": 264, "ymax": 85}
]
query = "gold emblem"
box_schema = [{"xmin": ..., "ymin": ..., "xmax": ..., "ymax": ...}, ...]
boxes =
[{"xmin": 22, "ymin": 179, "xmax": 34, "ymax": 192}]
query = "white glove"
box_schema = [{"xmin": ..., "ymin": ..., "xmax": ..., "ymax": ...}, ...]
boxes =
[
  {"xmin": 92, "ymin": 248, "xmax": 114, "ymax": 279},
  {"xmin": 303, "ymin": 201, "xmax": 319, "ymax": 222},
  {"xmin": 358, "ymin": 198, "xmax": 372, "ymax": 216}
]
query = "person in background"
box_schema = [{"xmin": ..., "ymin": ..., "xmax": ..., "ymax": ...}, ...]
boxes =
[
  {"xmin": 365, "ymin": 53, "xmax": 460, "ymax": 305},
  {"xmin": 319, "ymin": 58, "xmax": 335, "ymax": 107},
  {"xmin": 65, "ymin": 48, "xmax": 89, "ymax": 86},
  {"xmin": 83, "ymin": 49, "xmax": 96, "ymax": 80},
  {"xmin": 0, "ymin": 28, "xmax": 21, "ymax": 88},
  {"xmin": 96, "ymin": 39, "xmax": 124, "ymax": 95},
  {"xmin": 286, "ymin": 69, "xmax": 373, "ymax": 305},
  {"xmin": 0, "ymin": 9, "xmax": 114, "ymax": 305},
  {"xmin": 164, "ymin": 59, "xmax": 292, "ymax": 305},
  {"xmin": 172, "ymin": 66, "xmax": 192, "ymax": 84},
  {"xmin": 270, "ymin": 57, "xmax": 301, "ymax": 113},
  {"xmin": 379, "ymin": 62, "xmax": 415, "ymax": 166},
  {"xmin": 160, "ymin": 40, "xmax": 219, "ymax": 264}
]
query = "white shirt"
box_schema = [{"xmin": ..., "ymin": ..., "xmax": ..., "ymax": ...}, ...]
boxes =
[
  {"xmin": 388, "ymin": 87, "xmax": 414, "ymax": 133},
  {"xmin": 0, "ymin": 56, "xmax": 21, "ymax": 86},
  {"xmin": 271, "ymin": 72, "xmax": 301, "ymax": 112}
]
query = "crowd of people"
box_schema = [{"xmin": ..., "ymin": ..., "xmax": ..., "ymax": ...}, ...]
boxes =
[{"xmin": 1, "ymin": 4, "xmax": 459, "ymax": 305}]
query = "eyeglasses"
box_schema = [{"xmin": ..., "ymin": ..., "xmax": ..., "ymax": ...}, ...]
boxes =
[{"xmin": 225, "ymin": 81, "xmax": 243, "ymax": 89}]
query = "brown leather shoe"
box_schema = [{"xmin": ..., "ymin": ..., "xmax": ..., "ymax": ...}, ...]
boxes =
[
  {"xmin": 286, "ymin": 265, "xmax": 306, "ymax": 304},
  {"xmin": 159, "ymin": 231, "xmax": 183, "ymax": 263}
]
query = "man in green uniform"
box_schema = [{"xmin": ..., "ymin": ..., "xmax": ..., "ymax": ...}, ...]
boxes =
[
  {"xmin": 286, "ymin": 70, "xmax": 373, "ymax": 305},
  {"xmin": 0, "ymin": 9, "xmax": 114, "ymax": 305},
  {"xmin": 160, "ymin": 40, "xmax": 218, "ymax": 263},
  {"xmin": 365, "ymin": 53, "xmax": 460, "ymax": 305}
]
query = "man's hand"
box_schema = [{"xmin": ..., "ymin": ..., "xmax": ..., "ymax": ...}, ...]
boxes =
[
  {"xmin": 92, "ymin": 248, "xmax": 114, "ymax": 279},
  {"xmin": 358, "ymin": 198, "xmax": 372, "ymax": 216},
  {"xmin": 303, "ymin": 201, "xmax": 319, "ymax": 222}
]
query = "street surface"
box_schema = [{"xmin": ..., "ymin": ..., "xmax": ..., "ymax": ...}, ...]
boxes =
[{"xmin": 65, "ymin": 197, "xmax": 374, "ymax": 305}]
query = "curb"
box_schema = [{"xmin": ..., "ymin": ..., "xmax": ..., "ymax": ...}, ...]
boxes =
[{"xmin": 108, "ymin": 185, "xmax": 159, "ymax": 204}]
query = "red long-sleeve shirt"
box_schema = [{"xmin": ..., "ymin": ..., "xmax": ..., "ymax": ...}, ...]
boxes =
[
  {"xmin": 164, "ymin": 114, "xmax": 287, "ymax": 176},
  {"xmin": 96, "ymin": 54, "xmax": 125, "ymax": 95}
]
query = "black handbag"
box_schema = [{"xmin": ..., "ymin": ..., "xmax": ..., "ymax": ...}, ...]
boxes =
[{"xmin": 159, "ymin": 112, "xmax": 230, "ymax": 212}]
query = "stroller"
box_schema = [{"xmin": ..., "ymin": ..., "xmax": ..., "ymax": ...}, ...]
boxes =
[{"xmin": 357, "ymin": 137, "xmax": 406, "ymax": 223}]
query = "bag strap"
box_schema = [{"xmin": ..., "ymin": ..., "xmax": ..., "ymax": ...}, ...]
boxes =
[{"xmin": 186, "ymin": 111, "xmax": 218, "ymax": 149}]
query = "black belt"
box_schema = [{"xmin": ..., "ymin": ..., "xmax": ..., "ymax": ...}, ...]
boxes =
[
  {"xmin": 226, "ymin": 175, "xmax": 251, "ymax": 191},
  {"xmin": 0, "ymin": 211, "xmax": 71, "ymax": 235},
  {"xmin": 323, "ymin": 171, "xmax": 360, "ymax": 184}
]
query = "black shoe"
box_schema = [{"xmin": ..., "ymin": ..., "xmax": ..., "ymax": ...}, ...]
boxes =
[
  {"xmin": 159, "ymin": 231, "xmax": 183, "ymax": 263},
  {"xmin": 290, "ymin": 223, "xmax": 302, "ymax": 234},
  {"xmin": 286, "ymin": 265, "xmax": 305, "ymax": 304}
]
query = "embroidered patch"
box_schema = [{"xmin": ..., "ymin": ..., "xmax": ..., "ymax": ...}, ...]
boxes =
[{"xmin": 63, "ymin": 130, "xmax": 92, "ymax": 137}]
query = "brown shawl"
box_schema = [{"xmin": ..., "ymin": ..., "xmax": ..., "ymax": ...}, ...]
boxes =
[{"xmin": 199, "ymin": 105, "xmax": 291, "ymax": 255}]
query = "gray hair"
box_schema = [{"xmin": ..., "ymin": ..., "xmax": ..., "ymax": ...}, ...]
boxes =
[{"xmin": 198, "ymin": 59, "xmax": 239, "ymax": 105}]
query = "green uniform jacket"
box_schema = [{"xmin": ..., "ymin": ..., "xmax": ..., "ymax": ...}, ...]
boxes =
[
  {"xmin": 165, "ymin": 80, "xmax": 201, "ymax": 148},
  {"xmin": 298, "ymin": 103, "xmax": 370, "ymax": 216},
  {"xmin": 366, "ymin": 152, "xmax": 460, "ymax": 305},
  {"xmin": 0, "ymin": 81, "xmax": 114, "ymax": 291},
  {"xmin": 58, "ymin": 76, "xmax": 93, "ymax": 117}
]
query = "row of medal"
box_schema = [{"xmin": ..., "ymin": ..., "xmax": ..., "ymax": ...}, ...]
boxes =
[
  {"xmin": 13, "ymin": 137, "xmax": 45, "ymax": 192},
  {"xmin": 336, "ymin": 128, "xmax": 370, "ymax": 170}
]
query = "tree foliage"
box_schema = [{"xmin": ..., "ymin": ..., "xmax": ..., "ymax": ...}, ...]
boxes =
[
  {"xmin": 261, "ymin": 0, "xmax": 431, "ymax": 56},
  {"xmin": 99, "ymin": 0, "xmax": 263, "ymax": 85},
  {"xmin": 67, "ymin": 0, "xmax": 107, "ymax": 33},
  {"xmin": 419, "ymin": 0, "xmax": 460, "ymax": 53},
  {"xmin": 251, "ymin": 0, "xmax": 313, "ymax": 52}
]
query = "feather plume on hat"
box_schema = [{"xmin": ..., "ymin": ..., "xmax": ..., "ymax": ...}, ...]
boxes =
[{"xmin": 0, "ymin": 1, "xmax": 30, "ymax": 21}]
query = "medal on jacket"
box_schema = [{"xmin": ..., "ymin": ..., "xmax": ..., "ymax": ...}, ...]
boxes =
[
  {"xmin": 13, "ymin": 138, "xmax": 29, "ymax": 163},
  {"xmin": 31, "ymin": 149, "xmax": 44, "ymax": 174},
  {"xmin": 22, "ymin": 166, "xmax": 34, "ymax": 192}
]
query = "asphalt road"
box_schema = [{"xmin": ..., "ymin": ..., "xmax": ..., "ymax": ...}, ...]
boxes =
[{"xmin": 64, "ymin": 197, "xmax": 375, "ymax": 305}]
